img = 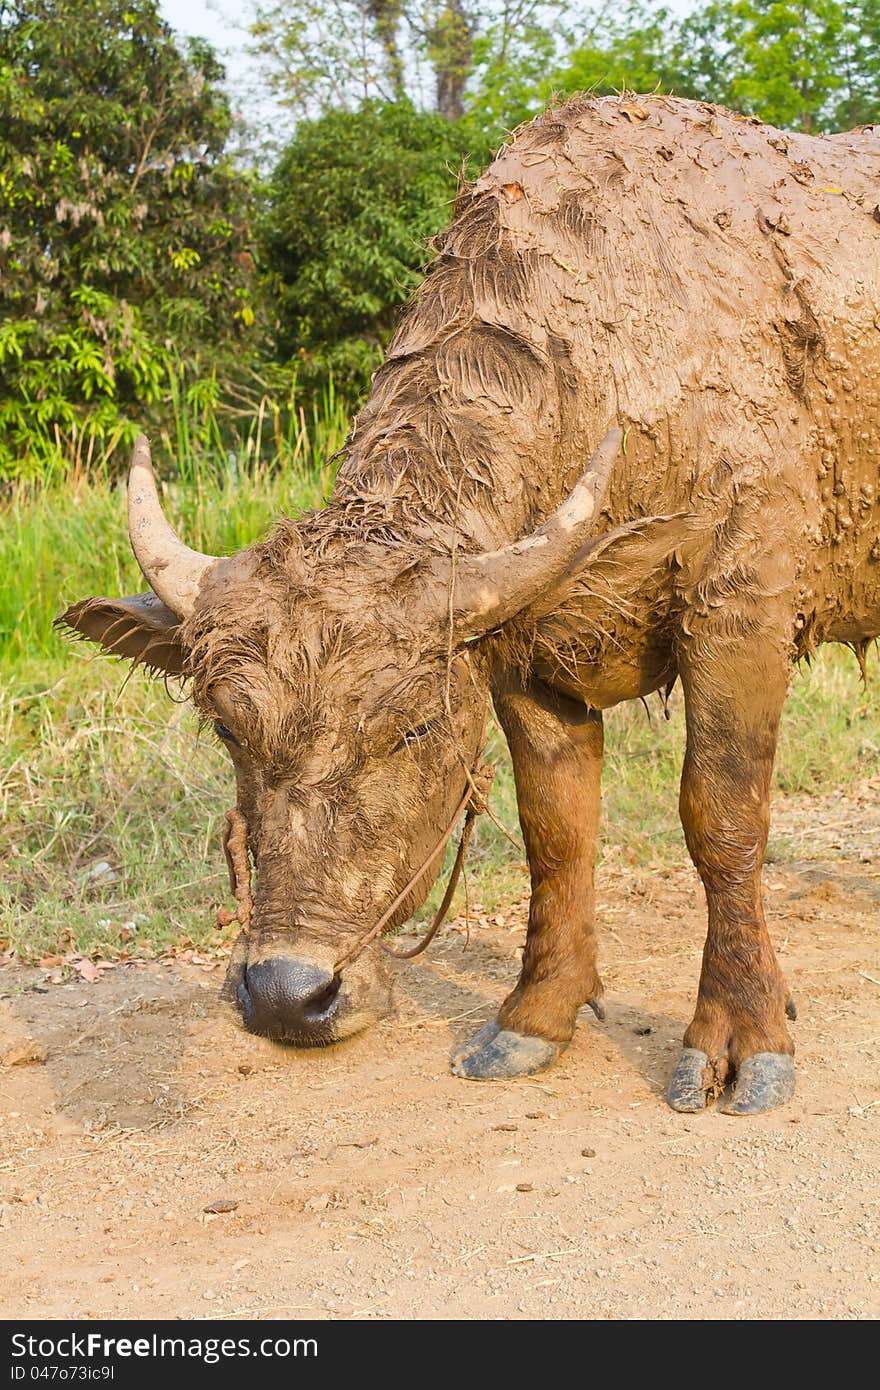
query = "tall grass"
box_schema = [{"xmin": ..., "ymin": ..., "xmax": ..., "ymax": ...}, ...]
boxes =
[{"xmin": 0, "ymin": 380, "xmax": 348, "ymax": 664}]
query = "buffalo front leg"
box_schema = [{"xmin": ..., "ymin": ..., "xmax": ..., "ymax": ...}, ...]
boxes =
[
  {"xmin": 452, "ymin": 678, "xmax": 604, "ymax": 1080},
  {"xmin": 669, "ymin": 632, "xmax": 796, "ymax": 1116}
]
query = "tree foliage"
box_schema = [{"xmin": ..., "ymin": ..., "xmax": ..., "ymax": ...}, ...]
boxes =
[
  {"xmin": 249, "ymin": 0, "xmax": 880, "ymax": 138},
  {"xmin": 552, "ymin": 1, "xmax": 880, "ymax": 134},
  {"xmin": 248, "ymin": 0, "xmax": 564, "ymax": 132},
  {"xmin": 0, "ymin": 0, "xmax": 257, "ymax": 475},
  {"xmin": 254, "ymin": 0, "xmax": 880, "ymax": 403},
  {"xmin": 552, "ymin": 3, "xmax": 688, "ymax": 98},
  {"xmin": 260, "ymin": 99, "xmax": 492, "ymax": 395},
  {"xmin": 673, "ymin": 0, "xmax": 880, "ymax": 132}
]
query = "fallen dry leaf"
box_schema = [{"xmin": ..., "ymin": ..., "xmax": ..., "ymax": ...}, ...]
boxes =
[
  {"xmin": 757, "ymin": 209, "xmax": 791, "ymax": 236},
  {"xmin": 72, "ymin": 959, "xmax": 101, "ymax": 983}
]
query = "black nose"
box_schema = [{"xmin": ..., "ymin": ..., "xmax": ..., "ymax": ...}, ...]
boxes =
[{"xmin": 239, "ymin": 959, "xmax": 342, "ymax": 1043}]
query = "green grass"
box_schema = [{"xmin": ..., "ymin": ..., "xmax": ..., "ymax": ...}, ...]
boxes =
[
  {"xmin": 2, "ymin": 436, "xmax": 878, "ymax": 962},
  {"xmin": 1, "ymin": 658, "xmax": 233, "ymax": 961},
  {"xmin": 600, "ymin": 655, "xmax": 878, "ymax": 871},
  {"xmin": 0, "ymin": 392, "xmax": 348, "ymax": 664}
]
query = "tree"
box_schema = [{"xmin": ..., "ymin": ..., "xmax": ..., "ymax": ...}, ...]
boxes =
[
  {"xmin": 429, "ymin": 1, "xmax": 474, "ymax": 119},
  {"xmin": 682, "ymin": 0, "xmax": 844, "ymax": 131},
  {"xmin": 255, "ymin": 0, "xmax": 879, "ymax": 409},
  {"xmin": 0, "ymin": 0, "xmax": 258, "ymax": 475},
  {"xmin": 248, "ymin": 0, "xmax": 564, "ymax": 133},
  {"xmin": 676, "ymin": 0, "xmax": 880, "ymax": 131},
  {"xmin": 824, "ymin": 0, "xmax": 880, "ymax": 127},
  {"xmin": 551, "ymin": 3, "xmax": 690, "ymax": 99},
  {"xmin": 260, "ymin": 99, "xmax": 487, "ymax": 395},
  {"xmin": 550, "ymin": 1, "xmax": 880, "ymax": 133}
]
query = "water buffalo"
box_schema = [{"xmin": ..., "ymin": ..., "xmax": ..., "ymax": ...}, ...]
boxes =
[{"xmin": 60, "ymin": 95, "xmax": 880, "ymax": 1115}]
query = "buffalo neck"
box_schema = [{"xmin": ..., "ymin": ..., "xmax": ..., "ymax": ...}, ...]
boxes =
[{"xmin": 329, "ymin": 421, "xmax": 575, "ymax": 562}]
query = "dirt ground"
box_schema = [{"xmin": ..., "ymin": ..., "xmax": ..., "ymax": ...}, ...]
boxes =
[{"xmin": 1, "ymin": 780, "xmax": 878, "ymax": 1321}]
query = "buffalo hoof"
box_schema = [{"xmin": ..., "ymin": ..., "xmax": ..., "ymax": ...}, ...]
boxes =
[
  {"xmin": 450, "ymin": 1020, "xmax": 560, "ymax": 1080},
  {"xmin": 667, "ymin": 1048, "xmax": 796, "ymax": 1115},
  {"xmin": 721, "ymin": 1052, "xmax": 796, "ymax": 1115},
  {"xmin": 667, "ymin": 1047, "xmax": 713, "ymax": 1112}
]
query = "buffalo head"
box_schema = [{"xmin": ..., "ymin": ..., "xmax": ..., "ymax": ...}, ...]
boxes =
[{"xmin": 59, "ymin": 430, "xmax": 620, "ymax": 1047}]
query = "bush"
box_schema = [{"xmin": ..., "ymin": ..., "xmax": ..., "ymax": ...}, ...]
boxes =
[{"xmin": 260, "ymin": 100, "xmax": 495, "ymax": 400}]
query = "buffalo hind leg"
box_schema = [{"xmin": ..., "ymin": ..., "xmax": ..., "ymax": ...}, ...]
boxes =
[
  {"xmin": 452, "ymin": 677, "xmax": 604, "ymax": 1081},
  {"xmin": 669, "ymin": 632, "xmax": 796, "ymax": 1115}
]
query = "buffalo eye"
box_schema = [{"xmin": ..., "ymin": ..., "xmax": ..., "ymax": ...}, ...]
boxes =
[
  {"xmin": 394, "ymin": 722, "xmax": 435, "ymax": 753},
  {"xmin": 214, "ymin": 721, "xmax": 239, "ymax": 747}
]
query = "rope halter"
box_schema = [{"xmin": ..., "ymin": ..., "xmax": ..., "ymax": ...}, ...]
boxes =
[{"xmin": 215, "ymin": 734, "xmax": 496, "ymax": 972}]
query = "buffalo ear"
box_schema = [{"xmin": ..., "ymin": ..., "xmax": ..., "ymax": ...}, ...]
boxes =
[
  {"xmin": 524, "ymin": 513, "xmax": 704, "ymax": 622},
  {"xmin": 55, "ymin": 592, "xmax": 186, "ymax": 676}
]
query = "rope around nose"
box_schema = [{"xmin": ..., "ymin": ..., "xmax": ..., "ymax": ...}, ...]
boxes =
[
  {"xmin": 215, "ymin": 734, "xmax": 496, "ymax": 972},
  {"xmin": 335, "ymin": 757, "xmax": 495, "ymax": 971}
]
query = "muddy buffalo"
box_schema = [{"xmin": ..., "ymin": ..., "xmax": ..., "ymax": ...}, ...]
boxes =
[{"xmin": 60, "ymin": 95, "xmax": 880, "ymax": 1115}]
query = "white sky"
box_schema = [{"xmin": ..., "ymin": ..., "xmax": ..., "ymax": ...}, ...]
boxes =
[
  {"xmin": 158, "ymin": 0, "xmax": 271, "ymax": 137},
  {"xmin": 160, "ymin": 0, "xmax": 242, "ymax": 54}
]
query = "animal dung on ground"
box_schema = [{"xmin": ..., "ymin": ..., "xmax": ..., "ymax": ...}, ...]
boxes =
[
  {"xmin": 2, "ymin": 1036, "xmax": 48, "ymax": 1067},
  {"xmin": 203, "ymin": 1197, "xmax": 239, "ymax": 1215}
]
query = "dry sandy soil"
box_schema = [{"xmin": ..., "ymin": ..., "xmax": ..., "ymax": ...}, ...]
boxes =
[{"xmin": 1, "ymin": 780, "xmax": 878, "ymax": 1321}]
